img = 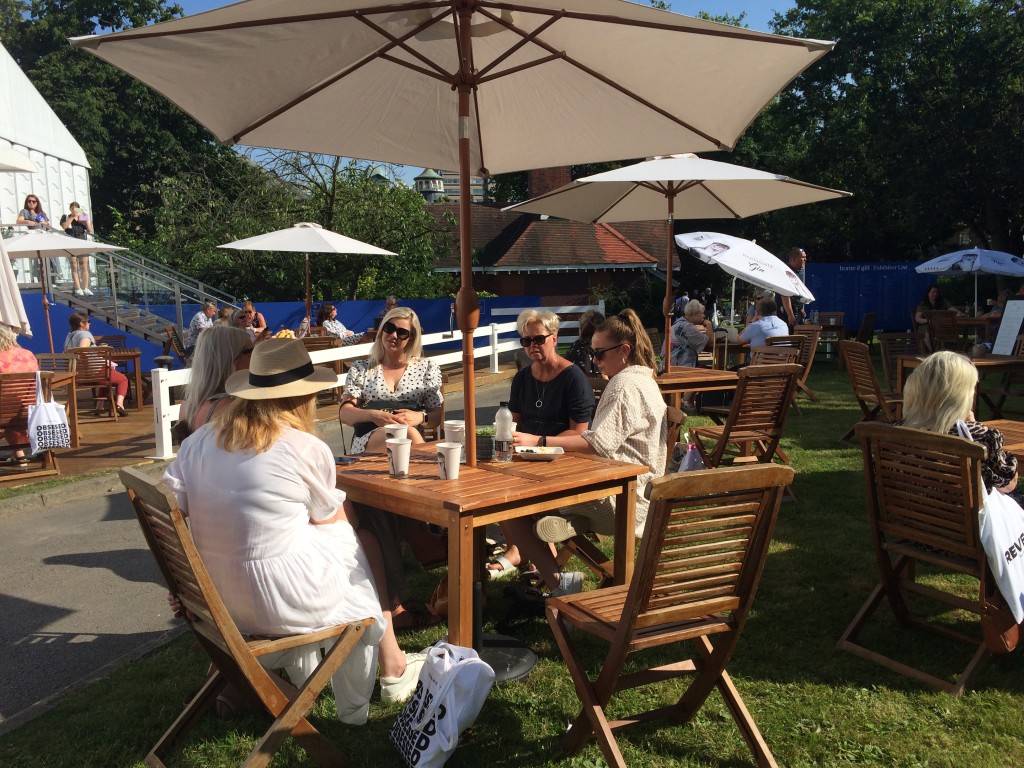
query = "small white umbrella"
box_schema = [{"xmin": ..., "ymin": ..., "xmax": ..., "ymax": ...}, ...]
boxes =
[
  {"xmin": 219, "ymin": 223, "xmax": 396, "ymax": 320},
  {"xmin": 4, "ymin": 230, "xmax": 127, "ymax": 351},
  {"xmin": 0, "ymin": 148, "xmax": 39, "ymax": 173},
  {"xmin": 504, "ymin": 153, "xmax": 847, "ymax": 369},
  {"xmin": 915, "ymin": 248, "xmax": 1024, "ymax": 312},
  {"xmin": 675, "ymin": 232, "xmax": 814, "ymax": 316}
]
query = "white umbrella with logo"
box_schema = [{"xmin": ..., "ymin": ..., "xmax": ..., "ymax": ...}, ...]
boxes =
[{"xmin": 915, "ymin": 248, "xmax": 1024, "ymax": 313}]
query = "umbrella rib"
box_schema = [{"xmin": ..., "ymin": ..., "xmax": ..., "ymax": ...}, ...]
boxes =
[
  {"xmin": 474, "ymin": 10, "xmax": 727, "ymax": 148},
  {"xmin": 359, "ymin": 11, "xmax": 456, "ymax": 81},
  {"xmin": 699, "ymin": 184, "xmax": 743, "ymax": 218},
  {"xmin": 233, "ymin": 10, "xmax": 454, "ymax": 143},
  {"xmin": 473, "ymin": 9, "xmax": 562, "ymax": 81},
  {"xmin": 489, "ymin": 1, "xmax": 829, "ymax": 49}
]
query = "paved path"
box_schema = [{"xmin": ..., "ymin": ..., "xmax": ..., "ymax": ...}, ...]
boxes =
[{"xmin": 0, "ymin": 382, "xmax": 509, "ymax": 735}]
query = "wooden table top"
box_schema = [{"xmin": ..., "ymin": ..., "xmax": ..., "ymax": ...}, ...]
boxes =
[
  {"xmin": 657, "ymin": 367, "xmax": 739, "ymax": 388},
  {"xmin": 987, "ymin": 419, "xmax": 1024, "ymax": 461},
  {"xmin": 336, "ymin": 449, "xmax": 644, "ymax": 526}
]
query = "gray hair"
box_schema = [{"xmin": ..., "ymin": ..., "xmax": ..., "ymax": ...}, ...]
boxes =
[
  {"xmin": 683, "ymin": 299, "xmax": 705, "ymax": 320},
  {"xmin": 202, "ymin": 300, "xmax": 217, "ymax": 312},
  {"xmin": 517, "ymin": 308, "xmax": 560, "ymax": 336}
]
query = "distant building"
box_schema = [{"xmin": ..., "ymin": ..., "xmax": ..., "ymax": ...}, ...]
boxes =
[
  {"xmin": 438, "ymin": 169, "xmax": 489, "ymax": 203},
  {"xmin": 414, "ymin": 168, "xmax": 445, "ymax": 202},
  {"xmin": 368, "ymin": 166, "xmax": 390, "ymax": 185}
]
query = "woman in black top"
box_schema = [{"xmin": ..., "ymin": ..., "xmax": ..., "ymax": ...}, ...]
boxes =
[{"xmin": 564, "ymin": 309, "xmax": 605, "ymax": 376}]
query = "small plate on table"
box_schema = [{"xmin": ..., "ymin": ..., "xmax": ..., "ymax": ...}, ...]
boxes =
[{"xmin": 514, "ymin": 446, "xmax": 564, "ymax": 461}]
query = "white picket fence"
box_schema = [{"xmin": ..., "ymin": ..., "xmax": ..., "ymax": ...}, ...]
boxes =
[{"xmin": 149, "ymin": 302, "xmax": 603, "ymax": 459}]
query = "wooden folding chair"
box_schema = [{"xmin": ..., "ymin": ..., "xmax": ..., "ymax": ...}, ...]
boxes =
[
  {"xmin": 815, "ymin": 311, "xmax": 845, "ymax": 362},
  {"xmin": 301, "ymin": 336, "xmax": 343, "ymax": 404},
  {"xmin": 877, "ymin": 331, "xmax": 925, "ymax": 391},
  {"xmin": 546, "ymin": 463, "xmax": 793, "ymax": 768},
  {"xmin": 68, "ymin": 346, "xmax": 118, "ymax": 420},
  {"xmin": 838, "ymin": 340, "xmax": 903, "ymax": 443},
  {"xmin": 766, "ymin": 328, "xmax": 820, "ymax": 412},
  {"xmin": 690, "ymin": 363, "xmax": 801, "ymax": 470},
  {"xmin": 699, "ymin": 346, "xmax": 799, "ymax": 425},
  {"xmin": 556, "ymin": 406, "xmax": 685, "ymax": 586},
  {"xmin": 924, "ymin": 310, "xmax": 962, "ymax": 352},
  {"xmin": 0, "ymin": 371, "xmax": 60, "ymax": 480},
  {"xmin": 837, "ymin": 311, "xmax": 876, "ymax": 371},
  {"xmin": 119, "ymin": 467, "xmax": 375, "ymax": 768},
  {"xmin": 164, "ymin": 324, "xmax": 193, "ymax": 367},
  {"xmin": 837, "ymin": 423, "xmax": 998, "ymax": 697}
]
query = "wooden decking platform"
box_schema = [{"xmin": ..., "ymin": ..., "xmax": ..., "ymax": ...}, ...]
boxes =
[{"xmin": 0, "ymin": 360, "xmax": 517, "ymax": 489}]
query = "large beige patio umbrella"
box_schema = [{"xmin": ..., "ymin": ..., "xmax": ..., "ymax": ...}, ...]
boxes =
[
  {"xmin": 219, "ymin": 222, "xmax": 397, "ymax": 321},
  {"xmin": 0, "ymin": 237, "xmax": 32, "ymax": 337},
  {"xmin": 503, "ymin": 153, "xmax": 850, "ymax": 371},
  {"xmin": 72, "ymin": 0, "xmax": 835, "ymax": 462},
  {"xmin": 4, "ymin": 230, "xmax": 127, "ymax": 351}
]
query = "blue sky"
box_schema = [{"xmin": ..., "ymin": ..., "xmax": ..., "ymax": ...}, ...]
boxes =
[{"xmin": 172, "ymin": 0, "xmax": 796, "ymax": 184}]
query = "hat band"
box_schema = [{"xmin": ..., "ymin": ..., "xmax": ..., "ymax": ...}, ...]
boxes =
[{"xmin": 248, "ymin": 361, "xmax": 315, "ymax": 388}]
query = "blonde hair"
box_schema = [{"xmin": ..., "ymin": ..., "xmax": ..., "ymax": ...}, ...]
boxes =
[
  {"xmin": 0, "ymin": 325, "xmax": 19, "ymax": 352},
  {"xmin": 213, "ymin": 394, "xmax": 317, "ymax": 454},
  {"xmin": 368, "ymin": 307, "xmax": 424, "ymax": 366},
  {"xmin": 901, "ymin": 351, "xmax": 978, "ymax": 434},
  {"xmin": 597, "ymin": 308, "xmax": 657, "ymax": 371},
  {"xmin": 516, "ymin": 308, "xmax": 560, "ymax": 336},
  {"xmin": 181, "ymin": 326, "xmax": 251, "ymax": 425}
]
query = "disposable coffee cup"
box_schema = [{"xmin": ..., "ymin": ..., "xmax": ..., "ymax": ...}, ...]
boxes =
[
  {"xmin": 386, "ymin": 438, "xmax": 412, "ymax": 478},
  {"xmin": 443, "ymin": 420, "xmax": 466, "ymax": 462},
  {"xmin": 436, "ymin": 442, "xmax": 462, "ymax": 480},
  {"xmin": 384, "ymin": 423, "xmax": 408, "ymax": 441}
]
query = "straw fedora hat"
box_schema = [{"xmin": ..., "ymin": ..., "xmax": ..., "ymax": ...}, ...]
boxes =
[{"xmin": 225, "ymin": 338, "xmax": 337, "ymax": 400}]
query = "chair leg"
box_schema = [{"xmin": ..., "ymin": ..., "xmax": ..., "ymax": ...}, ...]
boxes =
[
  {"xmin": 150, "ymin": 670, "xmax": 225, "ymax": 765},
  {"xmin": 715, "ymin": 666, "xmax": 779, "ymax": 768}
]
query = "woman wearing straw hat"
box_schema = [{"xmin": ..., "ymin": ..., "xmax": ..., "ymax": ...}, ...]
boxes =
[{"xmin": 162, "ymin": 338, "xmax": 426, "ymax": 723}]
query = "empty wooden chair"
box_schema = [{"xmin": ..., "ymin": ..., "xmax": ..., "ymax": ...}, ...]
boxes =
[
  {"xmin": 164, "ymin": 324, "xmax": 192, "ymax": 367},
  {"xmin": 119, "ymin": 467, "xmax": 375, "ymax": 767},
  {"xmin": 766, "ymin": 327, "xmax": 820, "ymax": 411},
  {"xmin": 839, "ymin": 340, "xmax": 903, "ymax": 442},
  {"xmin": 68, "ymin": 346, "xmax": 118, "ymax": 419},
  {"xmin": 815, "ymin": 311, "xmax": 846, "ymax": 361},
  {"xmin": 877, "ymin": 331, "xmax": 925, "ymax": 391},
  {"xmin": 837, "ymin": 311, "xmax": 877, "ymax": 371},
  {"xmin": 690, "ymin": 363, "xmax": 801, "ymax": 470},
  {"xmin": 0, "ymin": 371, "xmax": 60, "ymax": 480},
  {"xmin": 556, "ymin": 405, "xmax": 686, "ymax": 586},
  {"xmin": 837, "ymin": 423, "xmax": 999, "ymax": 697},
  {"xmin": 301, "ymin": 336, "xmax": 343, "ymax": 403},
  {"xmin": 546, "ymin": 463, "xmax": 793, "ymax": 768},
  {"xmin": 924, "ymin": 309, "xmax": 961, "ymax": 352},
  {"xmin": 94, "ymin": 334, "xmax": 127, "ymax": 348},
  {"xmin": 698, "ymin": 346, "xmax": 799, "ymax": 425}
]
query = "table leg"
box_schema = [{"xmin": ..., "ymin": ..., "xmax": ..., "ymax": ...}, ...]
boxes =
[
  {"xmin": 446, "ymin": 511, "xmax": 474, "ymax": 648},
  {"xmin": 613, "ymin": 479, "xmax": 637, "ymax": 586},
  {"xmin": 133, "ymin": 357, "xmax": 143, "ymax": 412},
  {"xmin": 66, "ymin": 383, "xmax": 79, "ymax": 448}
]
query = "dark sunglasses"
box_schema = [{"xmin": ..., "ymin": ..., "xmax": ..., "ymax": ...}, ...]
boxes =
[
  {"xmin": 591, "ymin": 343, "xmax": 625, "ymax": 361},
  {"xmin": 382, "ymin": 321, "xmax": 411, "ymax": 340},
  {"xmin": 27, "ymin": 199, "xmax": 38, "ymax": 204},
  {"xmin": 519, "ymin": 333, "xmax": 553, "ymax": 347}
]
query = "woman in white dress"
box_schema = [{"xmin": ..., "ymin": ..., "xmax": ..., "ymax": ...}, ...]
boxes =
[
  {"xmin": 163, "ymin": 339, "xmax": 425, "ymax": 724},
  {"xmin": 339, "ymin": 307, "xmax": 443, "ymax": 454}
]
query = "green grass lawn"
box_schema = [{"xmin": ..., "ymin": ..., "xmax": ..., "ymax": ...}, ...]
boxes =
[{"xmin": 3, "ymin": 355, "xmax": 1024, "ymax": 767}]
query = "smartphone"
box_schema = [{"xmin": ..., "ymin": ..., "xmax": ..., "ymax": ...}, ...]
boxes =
[{"xmin": 336, "ymin": 456, "xmax": 360, "ymax": 465}]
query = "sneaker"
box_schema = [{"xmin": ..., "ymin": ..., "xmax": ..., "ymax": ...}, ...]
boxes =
[
  {"xmin": 534, "ymin": 515, "xmax": 578, "ymax": 543},
  {"xmin": 380, "ymin": 651, "xmax": 428, "ymax": 704},
  {"xmin": 83, "ymin": 288, "xmax": 94, "ymax": 296},
  {"xmin": 73, "ymin": 288, "xmax": 85, "ymax": 296},
  {"xmin": 549, "ymin": 571, "xmax": 584, "ymax": 598}
]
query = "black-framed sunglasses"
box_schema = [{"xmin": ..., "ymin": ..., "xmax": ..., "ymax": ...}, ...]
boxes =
[
  {"xmin": 591, "ymin": 343, "xmax": 625, "ymax": 361},
  {"xmin": 519, "ymin": 333, "xmax": 553, "ymax": 347},
  {"xmin": 382, "ymin": 321, "xmax": 411, "ymax": 340}
]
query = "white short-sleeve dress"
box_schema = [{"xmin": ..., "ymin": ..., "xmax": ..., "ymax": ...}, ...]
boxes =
[{"xmin": 162, "ymin": 424, "xmax": 385, "ymax": 724}]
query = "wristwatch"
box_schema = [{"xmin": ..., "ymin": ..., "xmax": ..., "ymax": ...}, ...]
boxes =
[
  {"xmin": 420, "ymin": 408, "xmax": 430, "ymax": 424},
  {"xmin": 539, "ymin": 435, "xmax": 547, "ymax": 447}
]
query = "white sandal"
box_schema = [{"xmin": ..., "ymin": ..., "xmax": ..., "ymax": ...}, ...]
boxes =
[{"xmin": 486, "ymin": 555, "xmax": 520, "ymax": 581}]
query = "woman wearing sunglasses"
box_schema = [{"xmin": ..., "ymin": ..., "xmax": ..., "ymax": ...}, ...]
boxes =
[
  {"xmin": 485, "ymin": 309, "xmax": 595, "ymax": 582},
  {"xmin": 16, "ymin": 194, "xmax": 49, "ymax": 229},
  {"xmin": 507, "ymin": 308, "xmax": 668, "ymax": 598},
  {"xmin": 338, "ymin": 306, "xmax": 446, "ymax": 630}
]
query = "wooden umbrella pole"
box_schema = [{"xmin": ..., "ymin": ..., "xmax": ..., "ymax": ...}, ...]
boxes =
[
  {"xmin": 305, "ymin": 253, "xmax": 312, "ymax": 321},
  {"xmin": 39, "ymin": 252, "xmax": 54, "ymax": 353},
  {"xmin": 662, "ymin": 193, "xmax": 676, "ymax": 373}
]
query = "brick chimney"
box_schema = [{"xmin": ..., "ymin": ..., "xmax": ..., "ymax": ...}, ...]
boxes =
[{"xmin": 527, "ymin": 166, "xmax": 572, "ymax": 198}]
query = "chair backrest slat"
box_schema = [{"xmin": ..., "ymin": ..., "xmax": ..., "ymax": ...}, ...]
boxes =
[
  {"xmin": 0, "ymin": 372, "xmax": 51, "ymax": 434},
  {"xmin": 69, "ymin": 347, "xmax": 113, "ymax": 385},
  {"xmin": 840, "ymin": 340, "xmax": 900, "ymax": 423},
  {"xmin": 35, "ymin": 353, "xmax": 77, "ymax": 373},
  {"xmin": 877, "ymin": 331, "xmax": 925, "ymax": 390}
]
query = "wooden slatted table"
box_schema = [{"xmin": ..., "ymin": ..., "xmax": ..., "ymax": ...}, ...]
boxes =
[
  {"xmin": 986, "ymin": 419, "xmax": 1024, "ymax": 462},
  {"xmin": 656, "ymin": 367, "xmax": 738, "ymax": 409},
  {"xmin": 336, "ymin": 449, "xmax": 644, "ymax": 648}
]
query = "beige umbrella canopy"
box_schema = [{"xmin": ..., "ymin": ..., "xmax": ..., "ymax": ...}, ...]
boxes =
[
  {"xmin": 0, "ymin": 148, "xmax": 39, "ymax": 173},
  {"xmin": 73, "ymin": 0, "xmax": 835, "ymax": 461},
  {"xmin": 504, "ymin": 153, "xmax": 850, "ymax": 370},
  {"xmin": 219, "ymin": 222, "xmax": 397, "ymax": 320},
  {"xmin": 4, "ymin": 230, "xmax": 127, "ymax": 351},
  {"xmin": 0, "ymin": 237, "xmax": 32, "ymax": 337}
]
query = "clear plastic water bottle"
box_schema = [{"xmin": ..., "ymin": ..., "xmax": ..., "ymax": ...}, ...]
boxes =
[
  {"xmin": 495, "ymin": 402, "xmax": 514, "ymax": 463},
  {"xmin": 680, "ymin": 443, "xmax": 704, "ymax": 472}
]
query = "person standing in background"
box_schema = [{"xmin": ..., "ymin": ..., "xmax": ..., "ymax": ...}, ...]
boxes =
[
  {"xmin": 60, "ymin": 202, "xmax": 95, "ymax": 296},
  {"xmin": 781, "ymin": 247, "xmax": 807, "ymax": 330},
  {"xmin": 16, "ymin": 195, "xmax": 48, "ymax": 230}
]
